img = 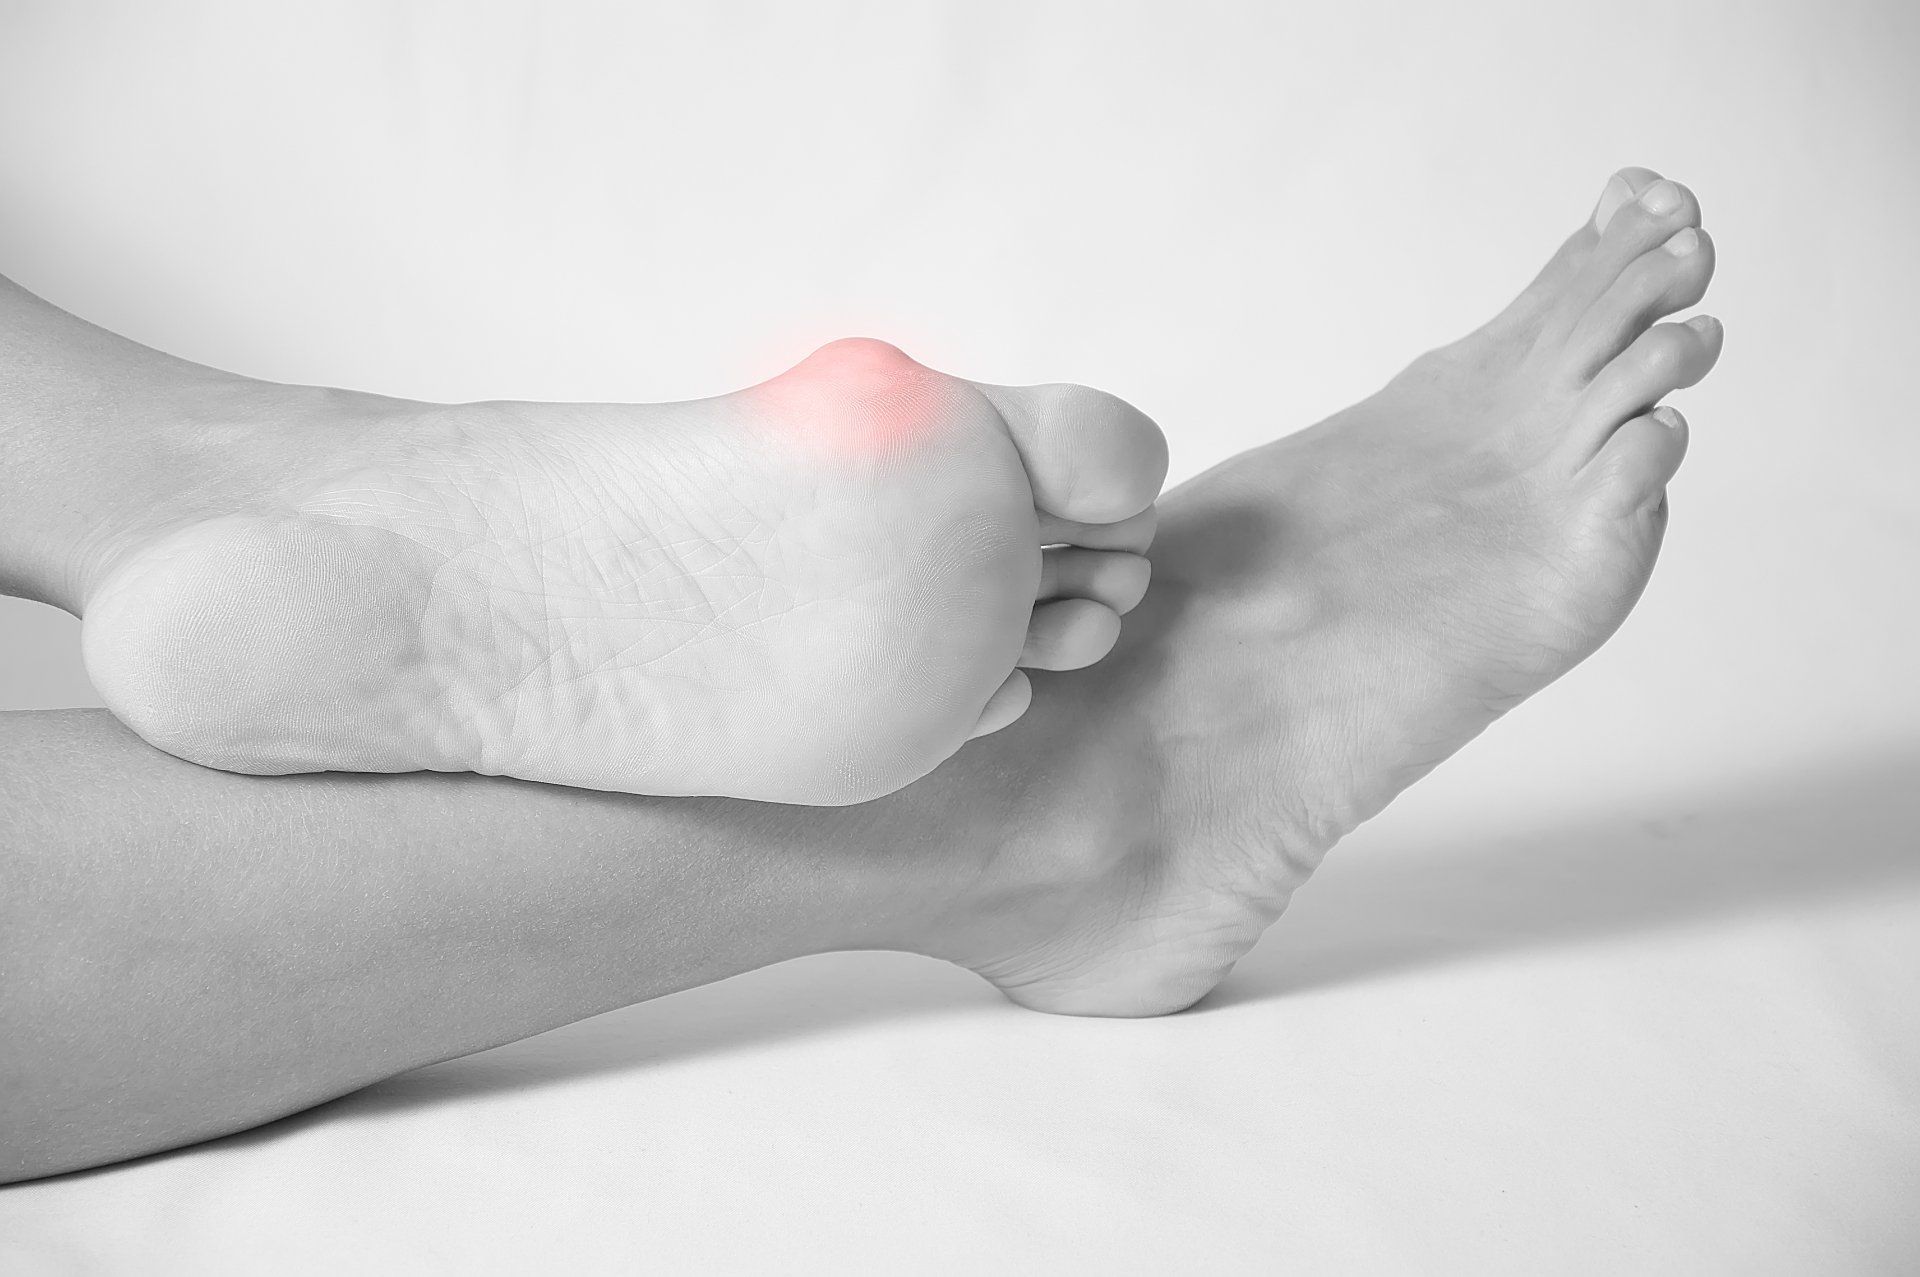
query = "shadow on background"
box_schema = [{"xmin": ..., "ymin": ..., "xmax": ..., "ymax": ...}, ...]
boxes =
[
  {"xmin": 1213, "ymin": 739, "xmax": 1920, "ymax": 1003},
  {"xmin": 40, "ymin": 739, "xmax": 1920, "ymax": 1183}
]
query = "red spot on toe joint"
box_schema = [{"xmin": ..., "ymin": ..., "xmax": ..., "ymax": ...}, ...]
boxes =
[{"xmin": 749, "ymin": 339, "xmax": 942, "ymax": 459}]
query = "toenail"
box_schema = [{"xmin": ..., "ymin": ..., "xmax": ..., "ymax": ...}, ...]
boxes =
[
  {"xmin": 1653, "ymin": 406, "xmax": 1684, "ymax": 429},
  {"xmin": 1639, "ymin": 181, "xmax": 1683, "ymax": 215},
  {"xmin": 1686, "ymin": 314, "xmax": 1722, "ymax": 338},
  {"xmin": 1663, "ymin": 228, "xmax": 1699, "ymax": 256},
  {"xmin": 1593, "ymin": 174, "xmax": 1636, "ymax": 230}
]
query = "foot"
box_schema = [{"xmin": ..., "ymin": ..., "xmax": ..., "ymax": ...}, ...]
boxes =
[
  {"xmin": 944, "ymin": 168, "xmax": 1723, "ymax": 1014},
  {"xmin": 80, "ymin": 339, "xmax": 1168, "ymax": 804}
]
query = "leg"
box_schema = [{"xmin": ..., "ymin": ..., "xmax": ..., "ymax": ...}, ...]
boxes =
[
  {"xmin": 4, "ymin": 167, "xmax": 1722, "ymax": 1181},
  {"xmin": 0, "ymin": 708, "xmax": 1023, "ymax": 1183},
  {"xmin": 0, "ymin": 274, "xmax": 1168, "ymax": 805},
  {"xmin": 0, "ymin": 272, "xmax": 363, "ymax": 614}
]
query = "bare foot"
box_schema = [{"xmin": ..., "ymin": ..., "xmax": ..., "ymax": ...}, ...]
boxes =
[
  {"xmin": 80, "ymin": 339, "xmax": 1167, "ymax": 804},
  {"xmin": 944, "ymin": 168, "xmax": 1723, "ymax": 1015}
]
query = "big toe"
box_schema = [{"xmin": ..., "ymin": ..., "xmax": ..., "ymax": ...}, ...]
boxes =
[
  {"xmin": 1590, "ymin": 165, "xmax": 1669, "ymax": 236},
  {"xmin": 1487, "ymin": 167, "xmax": 1670, "ymax": 337},
  {"xmin": 1553, "ymin": 169, "xmax": 1703, "ymax": 331},
  {"xmin": 976, "ymin": 380, "xmax": 1169, "ymax": 525}
]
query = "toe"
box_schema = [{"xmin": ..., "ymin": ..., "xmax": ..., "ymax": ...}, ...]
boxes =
[
  {"xmin": 1020, "ymin": 598, "xmax": 1123, "ymax": 671},
  {"xmin": 1038, "ymin": 505, "xmax": 1158, "ymax": 554},
  {"xmin": 1583, "ymin": 405, "xmax": 1689, "ymax": 513},
  {"xmin": 1592, "ymin": 166, "xmax": 1666, "ymax": 236},
  {"xmin": 1566, "ymin": 227, "xmax": 1716, "ymax": 377},
  {"xmin": 967, "ymin": 669, "xmax": 1033, "ymax": 740},
  {"xmin": 1552, "ymin": 173, "xmax": 1703, "ymax": 331},
  {"xmin": 1572, "ymin": 315, "xmax": 1723, "ymax": 458},
  {"xmin": 1484, "ymin": 168, "xmax": 1663, "ymax": 340},
  {"xmin": 977, "ymin": 382, "xmax": 1169, "ymax": 525},
  {"xmin": 1037, "ymin": 549, "xmax": 1152, "ymax": 614}
]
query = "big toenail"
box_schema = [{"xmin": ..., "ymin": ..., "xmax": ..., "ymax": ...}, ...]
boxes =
[
  {"xmin": 1639, "ymin": 181, "xmax": 1683, "ymax": 215},
  {"xmin": 1663, "ymin": 228, "xmax": 1699, "ymax": 256},
  {"xmin": 1653, "ymin": 406, "xmax": 1684, "ymax": 429},
  {"xmin": 1593, "ymin": 174, "xmax": 1636, "ymax": 230}
]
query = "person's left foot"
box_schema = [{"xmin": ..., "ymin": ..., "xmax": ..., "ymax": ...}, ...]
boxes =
[{"xmin": 936, "ymin": 167, "xmax": 1723, "ymax": 1015}]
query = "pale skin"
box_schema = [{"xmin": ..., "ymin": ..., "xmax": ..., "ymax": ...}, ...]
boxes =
[
  {"xmin": 60, "ymin": 295, "xmax": 1171, "ymax": 805},
  {"xmin": 0, "ymin": 168, "xmax": 1722, "ymax": 1182}
]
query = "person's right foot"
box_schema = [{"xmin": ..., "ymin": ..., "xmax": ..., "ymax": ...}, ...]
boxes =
[
  {"xmin": 79, "ymin": 339, "xmax": 1166, "ymax": 805},
  {"xmin": 942, "ymin": 168, "xmax": 1723, "ymax": 1016}
]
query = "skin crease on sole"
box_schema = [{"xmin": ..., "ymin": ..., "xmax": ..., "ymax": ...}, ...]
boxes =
[
  {"xmin": 926, "ymin": 167, "xmax": 1723, "ymax": 1018},
  {"xmin": 78, "ymin": 339, "xmax": 1170, "ymax": 806},
  {"xmin": 0, "ymin": 169, "xmax": 1724, "ymax": 1189},
  {"xmin": 70, "ymin": 166, "xmax": 1718, "ymax": 1023}
]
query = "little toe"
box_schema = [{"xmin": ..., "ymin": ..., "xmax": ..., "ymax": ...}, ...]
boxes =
[
  {"xmin": 1020, "ymin": 598, "xmax": 1123, "ymax": 671},
  {"xmin": 967, "ymin": 669, "xmax": 1033, "ymax": 740},
  {"xmin": 1554, "ymin": 174, "xmax": 1703, "ymax": 329},
  {"xmin": 1572, "ymin": 315, "xmax": 1723, "ymax": 457},
  {"xmin": 977, "ymin": 382, "xmax": 1169, "ymax": 526},
  {"xmin": 1037, "ymin": 549, "xmax": 1152, "ymax": 615},
  {"xmin": 1584, "ymin": 405, "xmax": 1689, "ymax": 514},
  {"xmin": 1567, "ymin": 227, "xmax": 1716, "ymax": 377},
  {"xmin": 1038, "ymin": 504, "xmax": 1159, "ymax": 554}
]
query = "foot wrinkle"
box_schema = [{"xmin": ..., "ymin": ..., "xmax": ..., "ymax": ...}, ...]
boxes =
[
  {"xmin": 945, "ymin": 172, "xmax": 1717, "ymax": 1016},
  {"xmin": 89, "ymin": 345, "xmax": 1153, "ymax": 800}
]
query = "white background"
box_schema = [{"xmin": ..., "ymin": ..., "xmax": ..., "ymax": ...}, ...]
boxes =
[{"xmin": 1, "ymin": 1, "xmax": 1916, "ymax": 1272}]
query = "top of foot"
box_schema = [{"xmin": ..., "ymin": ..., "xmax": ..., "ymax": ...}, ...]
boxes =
[
  {"xmin": 935, "ymin": 169, "xmax": 1723, "ymax": 1015},
  {"xmin": 81, "ymin": 338, "xmax": 1168, "ymax": 804}
]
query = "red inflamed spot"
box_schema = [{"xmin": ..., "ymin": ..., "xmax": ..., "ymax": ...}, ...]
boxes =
[{"xmin": 748, "ymin": 339, "xmax": 942, "ymax": 458}]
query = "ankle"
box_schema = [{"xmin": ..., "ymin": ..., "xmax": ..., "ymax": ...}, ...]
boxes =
[{"xmin": 906, "ymin": 730, "xmax": 1153, "ymax": 973}]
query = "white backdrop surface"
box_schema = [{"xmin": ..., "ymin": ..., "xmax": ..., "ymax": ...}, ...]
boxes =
[{"xmin": 1, "ymin": 1, "xmax": 1916, "ymax": 1272}]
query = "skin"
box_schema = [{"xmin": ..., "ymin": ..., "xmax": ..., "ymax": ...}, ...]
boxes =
[
  {"xmin": 51, "ymin": 300, "xmax": 1171, "ymax": 805},
  {"xmin": 0, "ymin": 167, "xmax": 1721, "ymax": 1182}
]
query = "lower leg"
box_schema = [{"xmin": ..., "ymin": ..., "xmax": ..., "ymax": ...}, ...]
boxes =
[
  {"xmin": 0, "ymin": 273, "xmax": 375, "ymax": 612},
  {"xmin": 0, "ymin": 709, "xmax": 1036, "ymax": 1182},
  {"xmin": 3, "ymin": 166, "xmax": 1723, "ymax": 1183}
]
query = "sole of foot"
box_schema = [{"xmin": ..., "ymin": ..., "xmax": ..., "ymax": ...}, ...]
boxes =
[
  {"xmin": 953, "ymin": 168, "xmax": 1722, "ymax": 1016},
  {"xmin": 81, "ymin": 339, "xmax": 1168, "ymax": 804}
]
